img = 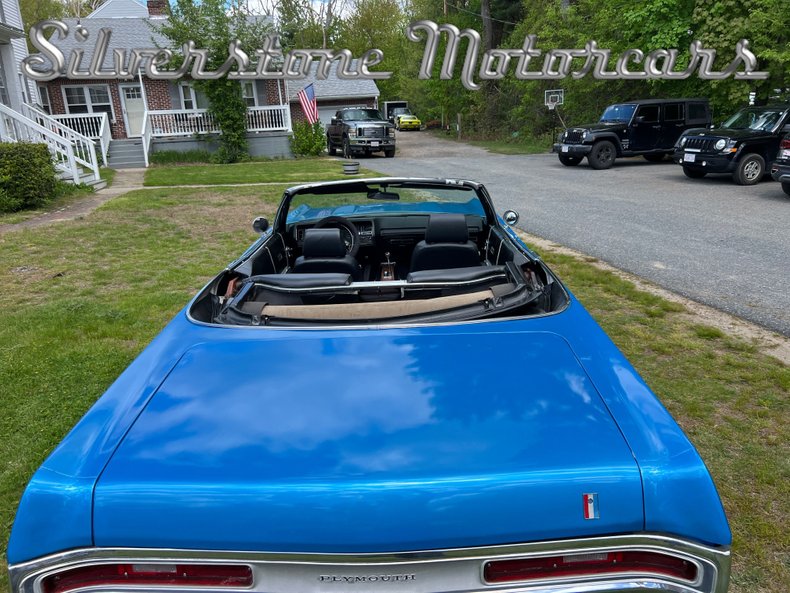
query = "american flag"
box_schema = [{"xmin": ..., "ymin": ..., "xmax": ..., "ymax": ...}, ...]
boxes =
[{"xmin": 297, "ymin": 83, "xmax": 319, "ymax": 124}]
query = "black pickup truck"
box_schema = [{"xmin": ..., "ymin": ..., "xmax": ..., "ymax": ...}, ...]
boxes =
[
  {"xmin": 674, "ymin": 104, "xmax": 790, "ymax": 185},
  {"xmin": 326, "ymin": 108, "xmax": 396, "ymax": 158},
  {"xmin": 770, "ymin": 134, "xmax": 790, "ymax": 197}
]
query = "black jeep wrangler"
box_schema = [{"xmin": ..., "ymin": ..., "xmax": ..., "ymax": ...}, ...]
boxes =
[
  {"xmin": 769, "ymin": 133, "xmax": 790, "ymax": 197},
  {"xmin": 674, "ymin": 104, "xmax": 790, "ymax": 185},
  {"xmin": 553, "ymin": 98, "xmax": 711, "ymax": 169}
]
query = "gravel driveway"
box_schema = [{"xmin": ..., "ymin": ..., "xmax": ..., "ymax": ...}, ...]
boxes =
[{"xmin": 366, "ymin": 130, "xmax": 790, "ymax": 336}]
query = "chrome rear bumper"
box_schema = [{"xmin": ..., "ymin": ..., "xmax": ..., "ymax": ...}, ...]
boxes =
[{"xmin": 9, "ymin": 534, "xmax": 730, "ymax": 593}]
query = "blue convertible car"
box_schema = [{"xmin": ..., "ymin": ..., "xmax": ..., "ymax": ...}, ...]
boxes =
[{"xmin": 9, "ymin": 178, "xmax": 730, "ymax": 593}]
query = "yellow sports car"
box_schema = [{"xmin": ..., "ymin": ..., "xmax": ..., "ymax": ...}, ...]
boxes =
[{"xmin": 396, "ymin": 114, "xmax": 422, "ymax": 131}]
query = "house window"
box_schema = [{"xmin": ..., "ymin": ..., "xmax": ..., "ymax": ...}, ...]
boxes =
[
  {"xmin": 241, "ymin": 81, "xmax": 257, "ymax": 107},
  {"xmin": 0, "ymin": 60, "xmax": 10, "ymax": 106},
  {"xmin": 179, "ymin": 83, "xmax": 196, "ymax": 110},
  {"xmin": 18, "ymin": 75, "xmax": 30, "ymax": 104},
  {"xmin": 63, "ymin": 85, "xmax": 114, "ymax": 119},
  {"xmin": 179, "ymin": 83, "xmax": 209, "ymax": 110},
  {"xmin": 38, "ymin": 86, "xmax": 51, "ymax": 113},
  {"xmin": 123, "ymin": 86, "xmax": 142, "ymax": 100}
]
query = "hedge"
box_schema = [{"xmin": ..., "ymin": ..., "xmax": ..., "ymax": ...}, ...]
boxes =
[{"xmin": 0, "ymin": 143, "xmax": 57, "ymax": 213}]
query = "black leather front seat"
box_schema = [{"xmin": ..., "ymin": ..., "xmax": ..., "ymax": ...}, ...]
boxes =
[
  {"xmin": 293, "ymin": 228, "xmax": 362, "ymax": 280},
  {"xmin": 410, "ymin": 213, "xmax": 480, "ymax": 272}
]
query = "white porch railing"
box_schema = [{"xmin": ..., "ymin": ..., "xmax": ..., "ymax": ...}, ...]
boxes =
[
  {"xmin": 148, "ymin": 109, "xmax": 218, "ymax": 137},
  {"xmin": 0, "ymin": 103, "xmax": 91, "ymax": 184},
  {"xmin": 247, "ymin": 105, "xmax": 290, "ymax": 132},
  {"xmin": 59, "ymin": 112, "xmax": 111, "ymax": 165},
  {"xmin": 141, "ymin": 105, "xmax": 291, "ymax": 166},
  {"xmin": 147, "ymin": 105, "xmax": 291, "ymax": 138},
  {"xmin": 22, "ymin": 104, "xmax": 103, "ymax": 178},
  {"xmin": 34, "ymin": 110, "xmax": 110, "ymax": 165},
  {"xmin": 140, "ymin": 110, "xmax": 151, "ymax": 168}
]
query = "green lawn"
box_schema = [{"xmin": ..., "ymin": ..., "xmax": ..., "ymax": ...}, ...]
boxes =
[
  {"xmin": 143, "ymin": 158, "xmax": 379, "ymax": 186},
  {"xmin": 0, "ymin": 182, "xmax": 787, "ymax": 592}
]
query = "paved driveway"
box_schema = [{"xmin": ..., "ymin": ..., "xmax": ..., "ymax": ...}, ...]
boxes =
[{"xmin": 367, "ymin": 131, "xmax": 790, "ymax": 336}]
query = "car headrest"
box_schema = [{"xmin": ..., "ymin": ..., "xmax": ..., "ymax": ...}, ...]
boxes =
[
  {"xmin": 425, "ymin": 213, "xmax": 470, "ymax": 243},
  {"xmin": 302, "ymin": 228, "xmax": 347, "ymax": 258}
]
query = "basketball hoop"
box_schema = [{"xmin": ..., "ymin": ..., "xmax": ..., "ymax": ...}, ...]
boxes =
[{"xmin": 545, "ymin": 89, "xmax": 564, "ymax": 110}]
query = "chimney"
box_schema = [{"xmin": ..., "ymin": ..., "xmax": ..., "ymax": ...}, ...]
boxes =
[{"xmin": 147, "ymin": 0, "xmax": 169, "ymax": 16}]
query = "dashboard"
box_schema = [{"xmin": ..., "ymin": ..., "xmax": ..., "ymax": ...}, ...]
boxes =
[{"xmin": 291, "ymin": 215, "xmax": 486, "ymax": 251}]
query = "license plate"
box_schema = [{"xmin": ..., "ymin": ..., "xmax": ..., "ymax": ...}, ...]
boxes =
[
  {"xmin": 683, "ymin": 153, "xmax": 696, "ymax": 163},
  {"xmin": 371, "ymin": 141, "xmax": 380, "ymax": 147},
  {"xmin": 782, "ymin": 149, "xmax": 790, "ymax": 159},
  {"xmin": 561, "ymin": 145, "xmax": 569, "ymax": 153}
]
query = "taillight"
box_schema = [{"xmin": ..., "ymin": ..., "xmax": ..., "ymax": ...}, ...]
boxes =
[
  {"xmin": 780, "ymin": 138, "xmax": 790, "ymax": 149},
  {"xmin": 42, "ymin": 564, "xmax": 252, "ymax": 593},
  {"xmin": 484, "ymin": 551, "xmax": 698, "ymax": 583}
]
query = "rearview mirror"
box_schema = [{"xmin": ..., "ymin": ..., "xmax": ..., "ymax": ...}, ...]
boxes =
[
  {"xmin": 503, "ymin": 210, "xmax": 520, "ymax": 226},
  {"xmin": 252, "ymin": 216, "xmax": 269, "ymax": 234}
]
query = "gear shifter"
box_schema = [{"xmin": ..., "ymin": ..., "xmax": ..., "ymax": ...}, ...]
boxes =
[{"xmin": 381, "ymin": 251, "xmax": 395, "ymax": 281}]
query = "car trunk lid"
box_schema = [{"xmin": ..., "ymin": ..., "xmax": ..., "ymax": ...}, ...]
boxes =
[{"xmin": 94, "ymin": 330, "xmax": 643, "ymax": 552}]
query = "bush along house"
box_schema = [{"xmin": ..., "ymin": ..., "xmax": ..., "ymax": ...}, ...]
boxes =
[{"xmin": 32, "ymin": 0, "xmax": 293, "ymax": 167}]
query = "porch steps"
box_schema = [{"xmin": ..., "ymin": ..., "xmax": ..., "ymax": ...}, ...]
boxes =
[
  {"xmin": 56, "ymin": 169, "xmax": 107, "ymax": 190},
  {"xmin": 108, "ymin": 139, "xmax": 146, "ymax": 169}
]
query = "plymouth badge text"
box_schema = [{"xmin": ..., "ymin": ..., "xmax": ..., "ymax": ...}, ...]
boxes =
[{"xmin": 318, "ymin": 575, "xmax": 417, "ymax": 583}]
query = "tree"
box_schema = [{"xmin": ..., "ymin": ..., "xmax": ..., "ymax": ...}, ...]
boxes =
[
  {"xmin": 21, "ymin": 0, "xmax": 64, "ymax": 51},
  {"xmin": 156, "ymin": 0, "xmax": 271, "ymax": 162},
  {"xmin": 63, "ymin": 0, "xmax": 106, "ymax": 18},
  {"xmin": 264, "ymin": 0, "xmax": 347, "ymax": 50}
]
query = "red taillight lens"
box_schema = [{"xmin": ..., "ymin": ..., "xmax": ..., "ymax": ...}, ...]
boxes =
[
  {"xmin": 780, "ymin": 138, "xmax": 790, "ymax": 150},
  {"xmin": 484, "ymin": 551, "xmax": 697, "ymax": 583},
  {"xmin": 42, "ymin": 564, "xmax": 252, "ymax": 593}
]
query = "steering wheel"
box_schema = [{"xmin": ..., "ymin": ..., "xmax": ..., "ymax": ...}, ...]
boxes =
[{"xmin": 314, "ymin": 216, "xmax": 360, "ymax": 258}]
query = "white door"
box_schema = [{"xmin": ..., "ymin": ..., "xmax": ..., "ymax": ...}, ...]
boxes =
[{"xmin": 121, "ymin": 85, "xmax": 145, "ymax": 137}]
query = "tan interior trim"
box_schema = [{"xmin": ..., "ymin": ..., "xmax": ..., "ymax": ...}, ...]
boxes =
[{"xmin": 259, "ymin": 289, "xmax": 495, "ymax": 321}]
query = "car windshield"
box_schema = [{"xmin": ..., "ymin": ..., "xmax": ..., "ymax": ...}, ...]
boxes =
[
  {"xmin": 343, "ymin": 109, "xmax": 384, "ymax": 121},
  {"xmin": 286, "ymin": 182, "xmax": 486, "ymax": 224},
  {"xmin": 721, "ymin": 107, "xmax": 785, "ymax": 131},
  {"xmin": 599, "ymin": 104, "xmax": 637, "ymax": 123},
  {"xmin": 393, "ymin": 108, "xmax": 411, "ymax": 115}
]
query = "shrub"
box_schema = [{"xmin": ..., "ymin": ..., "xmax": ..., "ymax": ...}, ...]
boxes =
[
  {"xmin": 290, "ymin": 121, "xmax": 326, "ymax": 157},
  {"xmin": 0, "ymin": 143, "xmax": 57, "ymax": 213}
]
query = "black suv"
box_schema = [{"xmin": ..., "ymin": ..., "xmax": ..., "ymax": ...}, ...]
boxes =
[
  {"xmin": 770, "ymin": 133, "xmax": 790, "ymax": 197},
  {"xmin": 553, "ymin": 98, "xmax": 711, "ymax": 169},
  {"xmin": 674, "ymin": 105, "xmax": 790, "ymax": 185}
]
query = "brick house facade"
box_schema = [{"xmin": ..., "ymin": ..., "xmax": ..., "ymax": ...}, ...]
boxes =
[{"xmin": 36, "ymin": 0, "xmax": 288, "ymax": 141}]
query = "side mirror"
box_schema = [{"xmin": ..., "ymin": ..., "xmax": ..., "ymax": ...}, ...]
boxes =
[
  {"xmin": 252, "ymin": 216, "xmax": 269, "ymax": 234},
  {"xmin": 783, "ymin": 124, "xmax": 790, "ymax": 133},
  {"xmin": 635, "ymin": 116, "xmax": 645, "ymax": 123},
  {"xmin": 503, "ymin": 210, "xmax": 520, "ymax": 226}
]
